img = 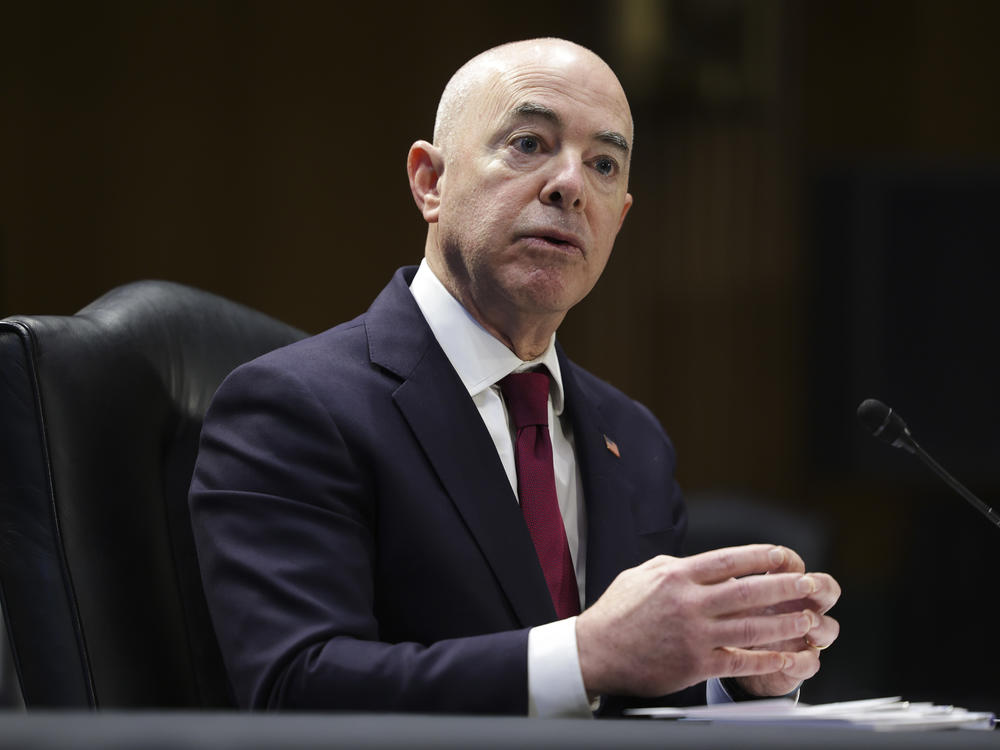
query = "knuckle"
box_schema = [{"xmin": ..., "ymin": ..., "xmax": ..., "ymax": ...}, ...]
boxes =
[
  {"xmin": 696, "ymin": 549, "xmax": 734, "ymax": 579},
  {"xmin": 648, "ymin": 555, "xmax": 673, "ymax": 579},
  {"xmin": 726, "ymin": 649, "xmax": 748, "ymax": 674},
  {"xmin": 716, "ymin": 549, "xmax": 737, "ymax": 573},
  {"xmin": 741, "ymin": 617, "xmax": 759, "ymax": 646},
  {"xmin": 735, "ymin": 577, "xmax": 755, "ymax": 606}
]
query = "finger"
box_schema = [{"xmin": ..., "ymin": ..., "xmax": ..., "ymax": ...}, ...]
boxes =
[
  {"xmin": 756, "ymin": 573, "xmax": 842, "ymax": 617},
  {"xmin": 711, "ymin": 646, "xmax": 793, "ymax": 678},
  {"xmin": 803, "ymin": 572, "xmax": 842, "ymax": 614},
  {"xmin": 766, "ymin": 547, "xmax": 805, "ymax": 574},
  {"xmin": 712, "ymin": 609, "xmax": 818, "ymax": 648},
  {"xmin": 687, "ymin": 545, "xmax": 790, "ymax": 584},
  {"xmin": 778, "ymin": 648, "xmax": 821, "ymax": 683},
  {"xmin": 702, "ymin": 572, "xmax": 822, "ymax": 617},
  {"xmin": 805, "ymin": 614, "xmax": 840, "ymax": 651}
]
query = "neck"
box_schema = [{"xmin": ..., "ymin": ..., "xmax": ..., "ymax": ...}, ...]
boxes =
[
  {"xmin": 474, "ymin": 313, "xmax": 558, "ymax": 362},
  {"xmin": 425, "ymin": 253, "xmax": 563, "ymax": 361}
]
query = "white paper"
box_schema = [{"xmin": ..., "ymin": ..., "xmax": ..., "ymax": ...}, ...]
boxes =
[{"xmin": 624, "ymin": 696, "xmax": 996, "ymax": 731}]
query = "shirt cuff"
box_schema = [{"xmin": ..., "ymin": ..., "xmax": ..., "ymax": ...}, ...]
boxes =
[
  {"xmin": 527, "ymin": 617, "xmax": 593, "ymax": 718},
  {"xmin": 706, "ymin": 677, "xmax": 735, "ymax": 704}
]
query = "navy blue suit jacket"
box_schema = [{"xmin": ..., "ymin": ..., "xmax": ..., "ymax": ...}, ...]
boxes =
[{"xmin": 189, "ymin": 267, "xmax": 689, "ymax": 713}]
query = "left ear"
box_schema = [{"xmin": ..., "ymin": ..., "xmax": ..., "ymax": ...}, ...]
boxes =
[
  {"xmin": 617, "ymin": 192, "xmax": 634, "ymax": 231},
  {"xmin": 407, "ymin": 140, "xmax": 444, "ymax": 223}
]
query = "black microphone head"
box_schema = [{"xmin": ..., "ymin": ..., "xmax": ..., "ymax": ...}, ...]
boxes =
[
  {"xmin": 857, "ymin": 398, "xmax": 891, "ymax": 433},
  {"xmin": 857, "ymin": 398, "xmax": 912, "ymax": 449}
]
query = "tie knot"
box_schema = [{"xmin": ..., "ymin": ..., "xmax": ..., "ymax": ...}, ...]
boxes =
[{"xmin": 499, "ymin": 370, "xmax": 550, "ymax": 429}]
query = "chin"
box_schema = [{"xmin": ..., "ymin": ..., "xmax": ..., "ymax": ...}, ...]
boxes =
[{"xmin": 510, "ymin": 281, "xmax": 585, "ymax": 316}]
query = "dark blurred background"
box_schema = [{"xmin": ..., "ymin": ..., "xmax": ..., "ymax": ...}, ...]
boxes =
[{"xmin": 2, "ymin": 0, "xmax": 999, "ymax": 712}]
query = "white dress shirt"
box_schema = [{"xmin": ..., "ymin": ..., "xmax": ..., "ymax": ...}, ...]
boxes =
[
  {"xmin": 409, "ymin": 260, "xmax": 592, "ymax": 717},
  {"xmin": 409, "ymin": 259, "xmax": 735, "ymax": 716}
]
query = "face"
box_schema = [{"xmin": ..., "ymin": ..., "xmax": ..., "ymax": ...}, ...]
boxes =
[{"xmin": 426, "ymin": 43, "xmax": 634, "ymax": 333}]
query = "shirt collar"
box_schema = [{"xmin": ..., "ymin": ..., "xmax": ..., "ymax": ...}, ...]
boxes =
[{"xmin": 409, "ymin": 259, "xmax": 565, "ymax": 415}]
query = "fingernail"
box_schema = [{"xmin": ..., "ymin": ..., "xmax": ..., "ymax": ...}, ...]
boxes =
[
  {"xmin": 783, "ymin": 655, "xmax": 795, "ymax": 670},
  {"xmin": 769, "ymin": 547, "xmax": 785, "ymax": 566},
  {"xmin": 795, "ymin": 575, "xmax": 816, "ymax": 595},
  {"xmin": 797, "ymin": 612, "xmax": 813, "ymax": 632}
]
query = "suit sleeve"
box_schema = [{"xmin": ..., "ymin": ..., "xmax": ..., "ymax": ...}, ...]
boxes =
[{"xmin": 189, "ymin": 359, "xmax": 529, "ymax": 712}]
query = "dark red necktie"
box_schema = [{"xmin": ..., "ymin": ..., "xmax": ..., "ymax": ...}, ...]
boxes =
[{"xmin": 499, "ymin": 370, "xmax": 581, "ymax": 619}]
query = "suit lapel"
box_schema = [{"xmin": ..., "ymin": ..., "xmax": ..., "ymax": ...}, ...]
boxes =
[
  {"xmin": 558, "ymin": 348, "xmax": 642, "ymax": 608},
  {"xmin": 365, "ymin": 268, "xmax": 556, "ymax": 627}
]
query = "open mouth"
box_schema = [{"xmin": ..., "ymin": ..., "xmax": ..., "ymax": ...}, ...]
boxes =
[{"xmin": 528, "ymin": 234, "xmax": 579, "ymax": 249}]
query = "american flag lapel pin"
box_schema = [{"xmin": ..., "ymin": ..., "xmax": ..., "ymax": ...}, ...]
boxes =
[{"xmin": 603, "ymin": 434, "xmax": 620, "ymax": 458}]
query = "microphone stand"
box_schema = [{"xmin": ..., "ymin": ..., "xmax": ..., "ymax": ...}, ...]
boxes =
[{"xmin": 905, "ymin": 437, "xmax": 1000, "ymax": 530}]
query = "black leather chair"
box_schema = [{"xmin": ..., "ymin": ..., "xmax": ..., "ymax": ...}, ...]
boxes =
[{"xmin": 0, "ymin": 281, "xmax": 307, "ymax": 708}]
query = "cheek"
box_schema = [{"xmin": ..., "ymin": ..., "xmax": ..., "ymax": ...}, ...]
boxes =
[
  {"xmin": 465, "ymin": 193, "xmax": 519, "ymax": 242},
  {"xmin": 585, "ymin": 209, "xmax": 617, "ymax": 247},
  {"xmin": 593, "ymin": 196, "xmax": 631, "ymax": 245},
  {"xmin": 446, "ymin": 178, "xmax": 501, "ymax": 223}
]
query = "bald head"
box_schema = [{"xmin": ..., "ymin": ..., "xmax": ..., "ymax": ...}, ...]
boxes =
[
  {"xmin": 406, "ymin": 37, "xmax": 635, "ymax": 358},
  {"xmin": 433, "ymin": 38, "xmax": 633, "ymax": 165}
]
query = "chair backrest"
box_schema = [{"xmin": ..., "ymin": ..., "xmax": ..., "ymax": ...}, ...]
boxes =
[{"xmin": 0, "ymin": 281, "xmax": 307, "ymax": 708}]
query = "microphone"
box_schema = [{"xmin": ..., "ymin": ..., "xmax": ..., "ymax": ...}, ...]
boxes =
[{"xmin": 857, "ymin": 398, "xmax": 1000, "ymax": 530}]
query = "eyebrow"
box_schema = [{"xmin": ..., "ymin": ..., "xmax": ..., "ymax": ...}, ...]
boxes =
[{"xmin": 509, "ymin": 101, "xmax": 631, "ymax": 156}]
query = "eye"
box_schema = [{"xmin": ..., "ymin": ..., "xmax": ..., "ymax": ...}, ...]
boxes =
[
  {"xmin": 594, "ymin": 157, "xmax": 617, "ymax": 176},
  {"xmin": 511, "ymin": 135, "xmax": 541, "ymax": 154}
]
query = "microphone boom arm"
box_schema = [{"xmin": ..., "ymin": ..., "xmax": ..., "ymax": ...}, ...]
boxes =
[
  {"xmin": 858, "ymin": 398, "xmax": 1000, "ymax": 531},
  {"xmin": 909, "ymin": 439, "xmax": 1000, "ymax": 529}
]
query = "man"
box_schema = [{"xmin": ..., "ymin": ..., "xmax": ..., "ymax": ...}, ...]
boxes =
[{"xmin": 189, "ymin": 38, "xmax": 840, "ymax": 716}]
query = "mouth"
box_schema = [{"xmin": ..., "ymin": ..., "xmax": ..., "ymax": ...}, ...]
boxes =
[
  {"xmin": 542, "ymin": 235, "xmax": 572, "ymax": 246},
  {"xmin": 521, "ymin": 230, "xmax": 584, "ymax": 253}
]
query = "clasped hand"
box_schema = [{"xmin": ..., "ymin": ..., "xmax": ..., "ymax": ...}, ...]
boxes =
[{"xmin": 575, "ymin": 544, "xmax": 840, "ymax": 698}]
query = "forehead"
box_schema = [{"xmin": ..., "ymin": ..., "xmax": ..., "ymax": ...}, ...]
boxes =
[{"xmin": 472, "ymin": 57, "xmax": 633, "ymax": 144}]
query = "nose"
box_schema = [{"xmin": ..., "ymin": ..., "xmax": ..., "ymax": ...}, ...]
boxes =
[{"xmin": 540, "ymin": 153, "xmax": 586, "ymax": 211}]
